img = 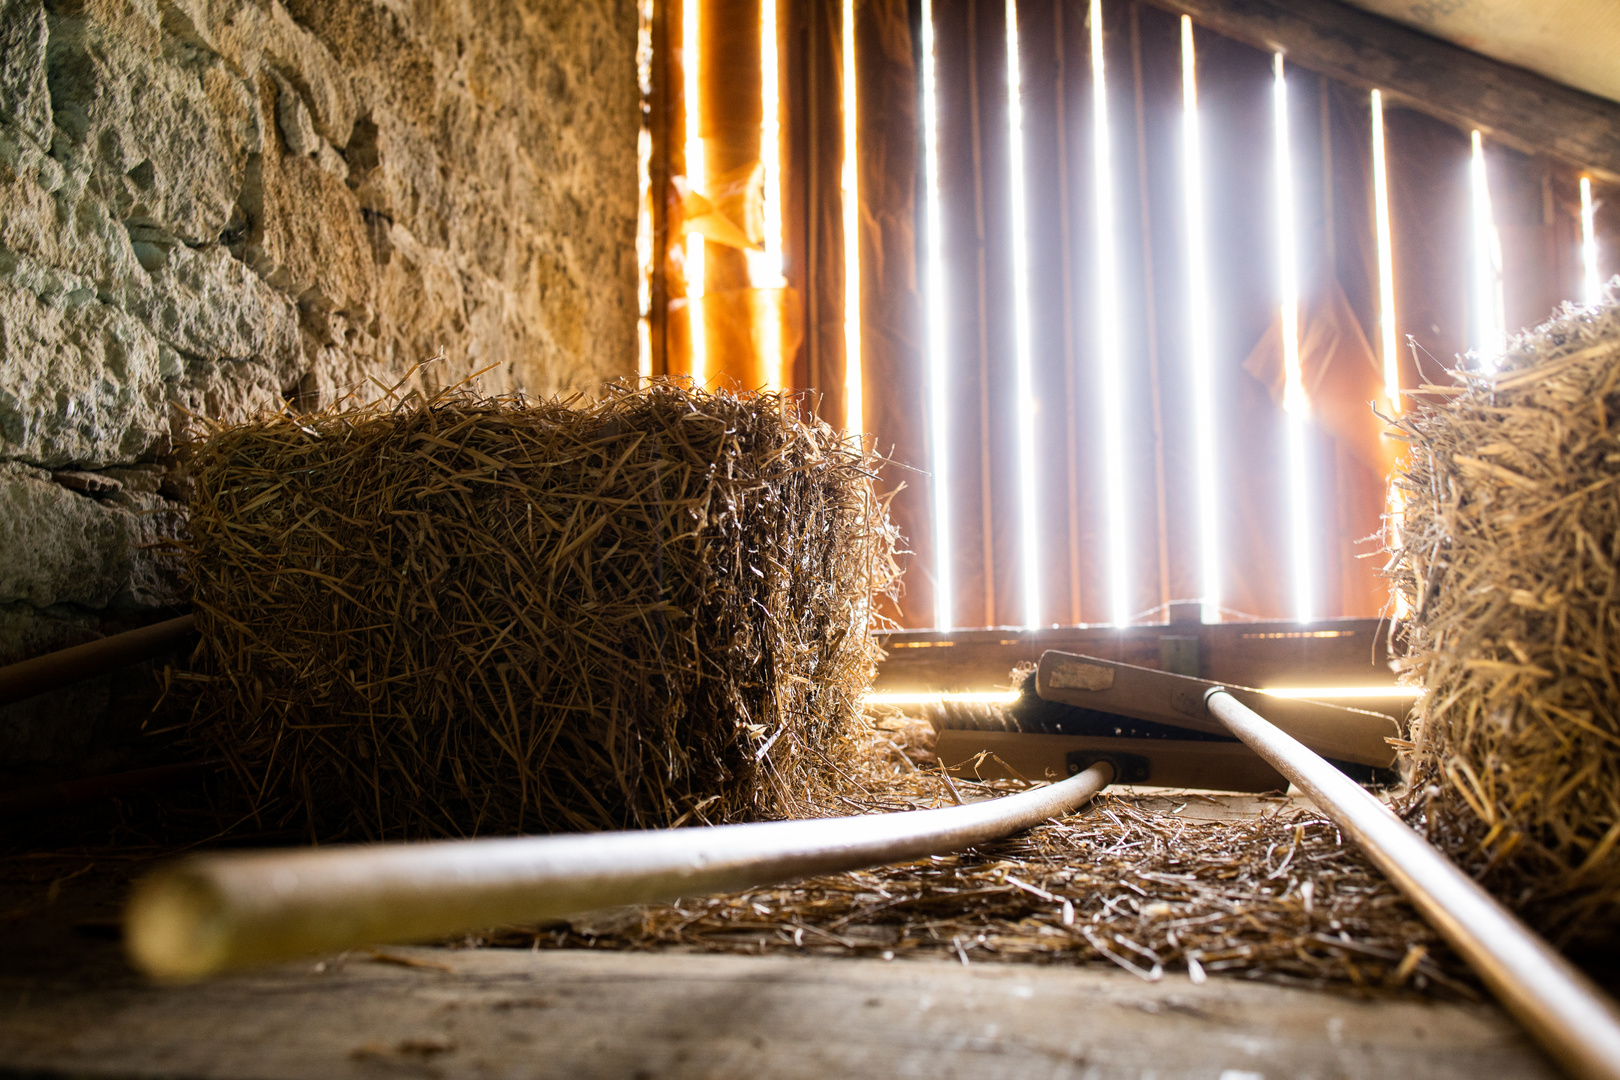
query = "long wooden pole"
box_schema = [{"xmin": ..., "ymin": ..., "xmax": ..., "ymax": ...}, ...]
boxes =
[
  {"xmin": 1206, "ymin": 688, "xmax": 1620, "ymax": 1080},
  {"xmin": 126, "ymin": 762, "xmax": 1114, "ymax": 980},
  {"xmin": 0, "ymin": 614, "xmax": 196, "ymax": 706}
]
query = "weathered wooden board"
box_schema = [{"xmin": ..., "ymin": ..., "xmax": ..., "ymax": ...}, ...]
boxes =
[
  {"xmin": 0, "ymin": 945, "xmax": 1558, "ymax": 1079},
  {"xmin": 1140, "ymin": 0, "xmax": 1620, "ymax": 180}
]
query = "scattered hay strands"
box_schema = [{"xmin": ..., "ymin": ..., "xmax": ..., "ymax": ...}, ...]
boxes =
[
  {"xmin": 496, "ymin": 720, "xmax": 1472, "ymax": 997},
  {"xmin": 1391, "ymin": 297, "xmax": 1620, "ymax": 952},
  {"xmin": 505, "ymin": 780, "xmax": 1469, "ymax": 996},
  {"xmin": 174, "ymin": 378, "xmax": 899, "ymax": 840}
]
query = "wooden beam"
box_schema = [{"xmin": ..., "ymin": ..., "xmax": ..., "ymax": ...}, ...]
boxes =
[{"xmin": 1141, "ymin": 0, "xmax": 1620, "ymax": 182}]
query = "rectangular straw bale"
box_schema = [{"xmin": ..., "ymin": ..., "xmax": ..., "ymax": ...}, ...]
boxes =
[{"xmin": 175, "ymin": 381, "xmax": 899, "ymax": 839}]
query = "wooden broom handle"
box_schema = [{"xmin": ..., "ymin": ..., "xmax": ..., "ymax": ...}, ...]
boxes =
[
  {"xmin": 1207, "ymin": 688, "xmax": 1620, "ymax": 1080},
  {"xmin": 125, "ymin": 761, "xmax": 1115, "ymax": 980}
]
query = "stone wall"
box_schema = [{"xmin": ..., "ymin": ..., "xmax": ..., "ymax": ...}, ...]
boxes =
[{"xmin": 0, "ymin": 0, "xmax": 639, "ymax": 781}]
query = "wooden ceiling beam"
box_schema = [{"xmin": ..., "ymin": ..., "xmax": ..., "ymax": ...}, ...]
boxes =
[{"xmin": 1139, "ymin": 0, "xmax": 1620, "ymax": 183}]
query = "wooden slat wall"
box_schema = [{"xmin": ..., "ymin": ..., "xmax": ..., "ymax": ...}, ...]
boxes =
[
  {"xmin": 922, "ymin": 0, "xmax": 999, "ymax": 629},
  {"xmin": 659, "ymin": 0, "xmax": 1620, "ymax": 632},
  {"xmin": 856, "ymin": 0, "xmax": 929, "ymax": 628}
]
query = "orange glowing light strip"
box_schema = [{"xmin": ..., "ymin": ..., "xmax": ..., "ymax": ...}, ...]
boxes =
[
  {"xmin": 684, "ymin": 0, "xmax": 706, "ymax": 388},
  {"xmin": 1260, "ymin": 686, "xmax": 1423, "ymax": 701},
  {"xmin": 636, "ymin": 0, "xmax": 654, "ymax": 379},
  {"xmin": 753, "ymin": 0, "xmax": 785, "ymax": 390},
  {"xmin": 841, "ymin": 0, "xmax": 862, "ymax": 439},
  {"xmin": 863, "ymin": 691, "xmax": 1020, "ymax": 707}
]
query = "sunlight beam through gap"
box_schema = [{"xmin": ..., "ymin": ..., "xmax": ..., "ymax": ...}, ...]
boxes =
[
  {"xmin": 921, "ymin": 0, "xmax": 954, "ymax": 631},
  {"xmin": 752, "ymin": 0, "xmax": 785, "ymax": 389},
  {"xmin": 636, "ymin": 0, "xmax": 654, "ymax": 379},
  {"xmin": 683, "ymin": 0, "xmax": 706, "ymax": 388},
  {"xmin": 1009, "ymin": 0, "xmax": 1041, "ymax": 628},
  {"xmin": 1371, "ymin": 90, "xmax": 1398, "ymax": 413},
  {"xmin": 748, "ymin": 0, "xmax": 787, "ymax": 393},
  {"xmin": 1091, "ymin": 0, "xmax": 1129, "ymax": 628},
  {"xmin": 1273, "ymin": 53, "xmax": 1312, "ymax": 624},
  {"xmin": 1180, "ymin": 16, "xmax": 1219, "ymax": 625},
  {"xmin": 841, "ymin": 0, "xmax": 863, "ymax": 439},
  {"xmin": 1370, "ymin": 89, "xmax": 1408, "ymax": 618},
  {"xmin": 1469, "ymin": 130, "xmax": 1506, "ymax": 370},
  {"xmin": 1582, "ymin": 176, "xmax": 1601, "ymax": 307}
]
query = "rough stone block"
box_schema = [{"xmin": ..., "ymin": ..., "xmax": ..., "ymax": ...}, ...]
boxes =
[
  {"xmin": 122, "ymin": 241, "xmax": 303, "ymax": 380},
  {"xmin": 242, "ymin": 154, "xmax": 374, "ymax": 316},
  {"xmin": 0, "ymin": 463, "xmax": 179, "ymax": 610},
  {"xmin": 0, "ymin": 280, "xmax": 167, "ymax": 466},
  {"xmin": 259, "ymin": 0, "xmax": 355, "ymax": 147},
  {"xmin": 0, "ymin": 0, "xmax": 50, "ymax": 148},
  {"xmin": 344, "ymin": 105, "xmax": 449, "ymax": 249},
  {"xmin": 47, "ymin": 11, "xmax": 257, "ymax": 245}
]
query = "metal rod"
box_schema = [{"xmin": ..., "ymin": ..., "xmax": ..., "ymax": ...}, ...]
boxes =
[
  {"xmin": 0, "ymin": 613, "xmax": 196, "ymax": 707},
  {"xmin": 126, "ymin": 762, "xmax": 1114, "ymax": 980},
  {"xmin": 1206, "ymin": 688, "xmax": 1620, "ymax": 1080}
]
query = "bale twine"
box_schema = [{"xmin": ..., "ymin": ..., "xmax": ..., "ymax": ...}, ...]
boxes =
[
  {"xmin": 174, "ymin": 380, "xmax": 899, "ymax": 840},
  {"xmin": 1390, "ymin": 297, "xmax": 1620, "ymax": 950}
]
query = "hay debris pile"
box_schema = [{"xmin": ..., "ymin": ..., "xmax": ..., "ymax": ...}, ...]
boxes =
[
  {"xmin": 176, "ymin": 380, "xmax": 898, "ymax": 839},
  {"xmin": 504, "ymin": 747, "xmax": 1470, "ymax": 996},
  {"xmin": 1390, "ymin": 297, "xmax": 1620, "ymax": 950}
]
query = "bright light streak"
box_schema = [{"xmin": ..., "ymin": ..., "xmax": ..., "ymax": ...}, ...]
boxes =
[
  {"xmin": 866, "ymin": 686, "xmax": 1423, "ymax": 707},
  {"xmin": 1582, "ymin": 176, "xmax": 1601, "ymax": 306},
  {"xmin": 921, "ymin": 0, "xmax": 954, "ymax": 631},
  {"xmin": 1273, "ymin": 53, "xmax": 1312, "ymax": 624},
  {"xmin": 1469, "ymin": 130, "xmax": 1506, "ymax": 369},
  {"xmin": 1371, "ymin": 91, "xmax": 1407, "ymax": 619},
  {"xmin": 751, "ymin": 0, "xmax": 786, "ymax": 390},
  {"xmin": 1009, "ymin": 0, "xmax": 1041, "ymax": 629},
  {"xmin": 636, "ymin": 0, "xmax": 654, "ymax": 380},
  {"xmin": 1260, "ymin": 685, "xmax": 1423, "ymax": 701},
  {"xmin": 1090, "ymin": 0, "xmax": 1129, "ymax": 628},
  {"xmin": 684, "ymin": 0, "xmax": 706, "ymax": 388},
  {"xmin": 841, "ymin": 0, "xmax": 863, "ymax": 439},
  {"xmin": 687, "ymin": 236, "xmax": 707, "ymax": 387},
  {"xmin": 863, "ymin": 690, "xmax": 1020, "ymax": 707},
  {"xmin": 637, "ymin": 123, "xmax": 653, "ymax": 380},
  {"xmin": 1180, "ymin": 17, "xmax": 1219, "ymax": 625},
  {"xmin": 1370, "ymin": 91, "xmax": 1398, "ymax": 413}
]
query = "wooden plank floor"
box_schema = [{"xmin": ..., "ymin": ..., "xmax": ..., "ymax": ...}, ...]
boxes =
[
  {"xmin": 0, "ymin": 942, "xmax": 1559, "ymax": 1080},
  {"xmin": 0, "ymin": 789, "xmax": 1568, "ymax": 1080}
]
